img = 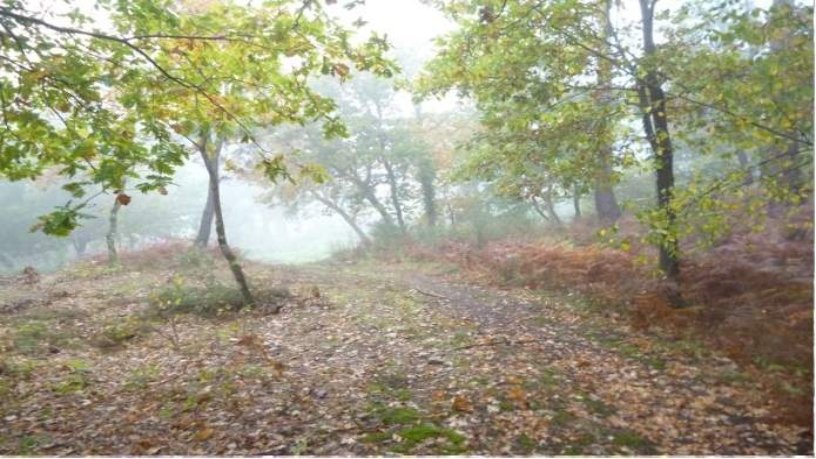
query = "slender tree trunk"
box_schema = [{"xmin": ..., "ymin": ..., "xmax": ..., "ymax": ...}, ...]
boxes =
[
  {"xmin": 592, "ymin": 0, "xmax": 623, "ymax": 224},
  {"xmin": 594, "ymin": 150, "xmax": 622, "ymax": 222},
  {"xmin": 418, "ymin": 162, "xmax": 437, "ymax": 227},
  {"xmin": 106, "ymin": 196, "xmax": 122, "ymax": 267},
  {"xmin": 195, "ymin": 179, "xmax": 215, "ymax": 248},
  {"xmin": 382, "ymin": 158, "xmax": 406, "ymax": 232},
  {"xmin": 350, "ymin": 174, "xmax": 395, "ymax": 227},
  {"xmin": 573, "ymin": 184, "xmax": 582, "ymax": 218},
  {"xmin": 530, "ymin": 196, "xmax": 551, "ymax": 222},
  {"xmin": 72, "ymin": 238, "xmax": 88, "ymax": 257},
  {"xmin": 312, "ymin": 192, "xmax": 372, "ymax": 246},
  {"xmin": 639, "ymin": 0, "xmax": 681, "ymax": 285},
  {"xmin": 200, "ymin": 138, "xmax": 254, "ymax": 307},
  {"xmin": 543, "ymin": 187, "xmax": 562, "ymax": 226}
]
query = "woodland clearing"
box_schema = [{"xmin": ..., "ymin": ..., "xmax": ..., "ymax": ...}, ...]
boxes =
[{"xmin": 0, "ymin": 246, "xmax": 811, "ymax": 455}]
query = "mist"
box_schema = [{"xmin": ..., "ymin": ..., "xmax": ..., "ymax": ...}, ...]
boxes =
[{"xmin": 0, "ymin": 0, "xmax": 812, "ymax": 456}]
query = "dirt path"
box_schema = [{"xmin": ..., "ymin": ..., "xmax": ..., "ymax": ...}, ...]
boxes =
[{"xmin": 0, "ymin": 257, "xmax": 810, "ymax": 455}]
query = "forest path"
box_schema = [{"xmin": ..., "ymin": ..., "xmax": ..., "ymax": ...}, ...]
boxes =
[
  {"xmin": 0, "ymin": 257, "xmax": 809, "ymax": 455},
  {"xmin": 264, "ymin": 259, "xmax": 809, "ymax": 455}
]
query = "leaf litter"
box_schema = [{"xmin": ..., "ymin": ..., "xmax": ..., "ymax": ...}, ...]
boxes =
[{"xmin": 0, "ymin": 255, "xmax": 810, "ymax": 455}]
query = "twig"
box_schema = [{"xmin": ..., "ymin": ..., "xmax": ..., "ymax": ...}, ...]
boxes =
[
  {"xmin": 454, "ymin": 338, "xmax": 543, "ymax": 350},
  {"xmin": 412, "ymin": 288, "xmax": 448, "ymax": 300}
]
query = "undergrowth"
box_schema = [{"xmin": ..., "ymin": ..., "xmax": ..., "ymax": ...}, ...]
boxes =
[{"xmin": 363, "ymin": 209, "xmax": 813, "ymax": 427}]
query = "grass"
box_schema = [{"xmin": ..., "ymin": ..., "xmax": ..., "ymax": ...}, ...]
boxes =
[
  {"xmin": 9, "ymin": 320, "xmax": 78, "ymax": 355},
  {"xmin": 393, "ymin": 423, "xmax": 467, "ymax": 454},
  {"xmin": 125, "ymin": 364, "xmax": 160, "ymax": 390},
  {"xmin": 371, "ymin": 405, "xmax": 421, "ymax": 425},
  {"xmin": 577, "ymin": 393, "xmax": 617, "ymax": 418},
  {"xmin": 612, "ymin": 430, "xmax": 648, "ymax": 449},
  {"xmin": 514, "ymin": 433, "xmax": 538, "ymax": 453},
  {"xmin": 52, "ymin": 360, "xmax": 91, "ymax": 394},
  {"xmin": 93, "ymin": 316, "xmax": 153, "ymax": 349}
]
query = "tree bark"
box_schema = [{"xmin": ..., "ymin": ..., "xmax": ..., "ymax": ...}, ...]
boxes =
[
  {"xmin": 534, "ymin": 186, "xmax": 562, "ymax": 226},
  {"xmin": 593, "ymin": 150, "xmax": 622, "ymax": 223},
  {"xmin": 593, "ymin": 0, "xmax": 622, "ymax": 223},
  {"xmin": 200, "ymin": 136, "xmax": 254, "ymax": 307},
  {"xmin": 347, "ymin": 170, "xmax": 395, "ymax": 227},
  {"xmin": 543, "ymin": 187, "xmax": 562, "ymax": 226},
  {"xmin": 639, "ymin": 0, "xmax": 681, "ymax": 285},
  {"xmin": 381, "ymin": 157, "xmax": 406, "ymax": 232},
  {"xmin": 195, "ymin": 177, "xmax": 216, "ymax": 248},
  {"xmin": 530, "ymin": 196, "xmax": 551, "ymax": 222},
  {"xmin": 312, "ymin": 192, "xmax": 372, "ymax": 246},
  {"xmin": 106, "ymin": 195, "xmax": 122, "ymax": 266},
  {"xmin": 418, "ymin": 161, "xmax": 437, "ymax": 227},
  {"xmin": 573, "ymin": 184, "xmax": 582, "ymax": 218}
]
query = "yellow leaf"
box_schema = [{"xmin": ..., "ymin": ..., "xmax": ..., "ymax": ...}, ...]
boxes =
[
  {"xmin": 194, "ymin": 427, "xmax": 214, "ymax": 441},
  {"xmin": 452, "ymin": 395, "xmax": 473, "ymax": 412},
  {"xmin": 507, "ymin": 385, "xmax": 526, "ymax": 403}
]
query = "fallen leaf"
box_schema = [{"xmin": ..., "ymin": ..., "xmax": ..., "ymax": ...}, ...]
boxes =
[
  {"xmin": 194, "ymin": 427, "xmax": 214, "ymax": 442},
  {"xmin": 452, "ymin": 395, "xmax": 474, "ymax": 412}
]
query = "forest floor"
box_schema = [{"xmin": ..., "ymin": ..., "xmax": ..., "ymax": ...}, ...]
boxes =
[{"xmin": 0, "ymin": 250, "xmax": 812, "ymax": 455}]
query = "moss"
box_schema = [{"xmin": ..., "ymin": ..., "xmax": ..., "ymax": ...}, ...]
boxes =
[
  {"xmin": 12, "ymin": 321, "xmax": 48, "ymax": 353},
  {"xmin": 94, "ymin": 316, "xmax": 151, "ymax": 349},
  {"xmin": 396, "ymin": 423, "xmax": 466, "ymax": 453},
  {"xmin": 377, "ymin": 406, "xmax": 421, "ymax": 425},
  {"xmin": 52, "ymin": 373, "xmax": 88, "ymax": 394},
  {"xmin": 394, "ymin": 388, "xmax": 412, "ymax": 402},
  {"xmin": 361, "ymin": 431, "xmax": 391, "ymax": 443},
  {"xmin": 514, "ymin": 433, "xmax": 537, "ymax": 453},
  {"xmin": 612, "ymin": 430, "xmax": 647, "ymax": 449},
  {"xmin": 577, "ymin": 393, "xmax": 616, "ymax": 418},
  {"xmin": 125, "ymin": 364, "xmax": 160, "ymax": 390},
  {"xmin": 499, "ymin": 400, "xmax": 515, "ymax": 412},
  {"xmin": 551, "ymin": 409, "xmax": 575, "ymax": 426}
]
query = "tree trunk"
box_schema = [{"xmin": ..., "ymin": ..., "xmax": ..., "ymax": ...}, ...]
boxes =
[
  {"xmin": 106, "ymin": 196, "xmax": 122, "ymax": 267},
  {"xmin": 639, "ymin": 0, "xmax": 681, "ymax": 286},
  {"xmin": 200, "ymin": 137, "xmax": 254, "ymax": 307},
  {"xmin": 382, "ymin": 158, "xmax": 406, "ymax": 232},
  {"xmin": 350, "ymin": 173, "xmax": 395, "ymax": 227},
  {"xmin": 418, "ymin": 161, "xmax": 437, "ymax": 227},
  {"xmin": 72, "ymin": 237, "xmax": 88, "ymax": 257},
  {"xmin": 593, "ymin": 0, "xmax": 622, "ymax": 224},
  {"xmin": 573, "ymin": 184, "xmax": 582, "ymax": 218},
  {"xmin": 594, "ymin": 150, "xmax": 622, "ymax": 223},
  {"xmin": 195, "ymin": 178, "xmax": 216, "ymax": 248},
  {"xmin": 312, "ymin": 192, "xmax": 372, "ymax": 246},
  {"xmin": 530, "ymin": 196, "xmax": 551, "ymax": 222},
  {"xmin": 541, "ymin": 186, "xmax": 562, "ymax": 226}
]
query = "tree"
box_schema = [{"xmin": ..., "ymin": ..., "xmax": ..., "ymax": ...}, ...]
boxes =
[
  {"xmin": 0, "ymin": 0, "xmax": 394, "ymax": 306},
  {"xmin": 418, "ymin": 0, "xmax": 812, "ymax": 287},
  {"xmin": 256, "ymin": 74, "xmax": 439, "ymax": 245}
]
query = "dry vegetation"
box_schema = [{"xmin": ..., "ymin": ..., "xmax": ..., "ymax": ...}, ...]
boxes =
[
  {"xmin": 397, "ymin": 212, "xmax": 813, "ymax": 428},
  {"xmin": 0, "ymin": 242, "xmax": 811, "ymax": 455}
]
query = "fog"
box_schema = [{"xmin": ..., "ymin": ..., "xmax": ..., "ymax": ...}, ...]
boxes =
[{"xmin": 0, "ymin": 0, "xmax": 453, "ymax": 273}]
